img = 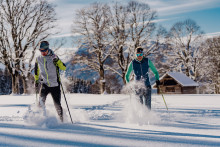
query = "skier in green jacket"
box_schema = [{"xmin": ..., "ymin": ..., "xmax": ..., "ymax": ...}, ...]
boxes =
[{"xmin": 125, "ymin": 47, "xmax": 160, "ymax": 110}]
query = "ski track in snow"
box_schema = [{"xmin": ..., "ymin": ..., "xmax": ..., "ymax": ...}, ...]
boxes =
[{"xmin": 0, "ymin": 94, "xmax": 220, "ymax": 147}]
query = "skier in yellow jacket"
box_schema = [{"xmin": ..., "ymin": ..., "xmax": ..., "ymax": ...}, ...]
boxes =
[{"xmin": 35, "ymin": 41, "xmax": 66, "ymax": 122}]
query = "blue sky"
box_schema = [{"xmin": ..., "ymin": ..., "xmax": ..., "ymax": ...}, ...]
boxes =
[
  {"xmin": 158, "ymin": 5, "xmax": 220, "ymax": 34},
  {"xmin": 48, "ymin": 0, "xmax": 220, "ymax": 47}
]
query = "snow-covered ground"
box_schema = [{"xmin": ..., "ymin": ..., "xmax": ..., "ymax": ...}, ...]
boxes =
[{"xmin": 0, "ymin": 93, "xmax": 220, "ymax": 147}]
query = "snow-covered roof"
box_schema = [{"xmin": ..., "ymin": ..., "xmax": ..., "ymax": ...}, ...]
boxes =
[{"xmin": 160, "ymin": 72, "xmax": 199, "ymax": 87}]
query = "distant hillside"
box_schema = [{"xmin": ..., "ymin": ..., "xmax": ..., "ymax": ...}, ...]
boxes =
[{"xmin": 65, "ymin": 61, "xmax": 98, "ymax": 82}]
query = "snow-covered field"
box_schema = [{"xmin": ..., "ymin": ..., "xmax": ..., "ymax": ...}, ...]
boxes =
[{"xmin": 0, "ymin": 93, "xmax": 220, "ymax": 147}]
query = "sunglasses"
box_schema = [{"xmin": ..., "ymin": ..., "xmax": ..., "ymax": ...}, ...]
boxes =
[
  {"xmin": 39, "ymin": 49, "xmax": 48, "ymax": 52},
  {"xmin": 136, "ymin": 53, "xmax": 143, "ymax": 57}
]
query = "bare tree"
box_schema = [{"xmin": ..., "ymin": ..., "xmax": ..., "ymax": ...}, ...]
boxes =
[
  {"xmin": 200, "ymin": 36, "xmax": 220, "ymax": 93},
  {"xmin": 127, "ymin": 1, "xmax": 157, "ymax": 52},
  {"xmin": 107, "ymin": 2, "xmax": 130, "ymax": 84},
  {"xmin": 72, "ymin": 3, "xmax": 113, "ymax": 94},
  {"xmin": 151, "ymin": 25, "xmax": 169, "ymax": 76},
  {"xmin": 72, "ymin": 1, "xmax": 163, "ymax": 89},
  {"xmin": 107, "ymin": 1, "xmax": 159, "ymax": 84},
  {"xmin": 166, "ymin": 19, "xmax": 204, "ymax": 80},
  {"xmin": 0, "ymin": 0, "xmax": 57, "ymax": 94}
]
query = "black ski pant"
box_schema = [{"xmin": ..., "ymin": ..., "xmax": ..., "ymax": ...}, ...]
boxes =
[
  {"xmin": 136, "ymin": 87, "xmax": 152, "ymax": 110},
  {"xmin": 39, "ymin": 84, "xmax": 63, "ymax": 122}
]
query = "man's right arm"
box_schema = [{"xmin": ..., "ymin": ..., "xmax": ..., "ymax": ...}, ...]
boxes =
[
  {"xmin": 125, "ymin": 61, "xmax": 133, "ymax": 83},
  {"xmin": 34, "ymin": 59, "xmax": 40, "ymax": 82}
]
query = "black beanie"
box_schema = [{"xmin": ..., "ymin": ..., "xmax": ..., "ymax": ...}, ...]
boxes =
[
  {"xmin": 40, "ymin": 41, "xmax": 49, "ymax": 50},
  {"xmin": 136, "ymin": 47, "xmax": 143, "ymax": 53}
]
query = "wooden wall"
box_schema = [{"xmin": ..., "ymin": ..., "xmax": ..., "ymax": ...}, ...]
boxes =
[
  {"xmin": 159, "ymin": 85, "xmax": 182, "ymax": 94},
  {"xmin": 158, "ymin": 85, "xmax": 198, "ymax": 94},
  {"xmin": 182, "ymin": 87, "xmax": 197, "ymax": 94}
]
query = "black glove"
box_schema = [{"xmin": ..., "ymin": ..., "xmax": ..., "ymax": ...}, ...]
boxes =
[
  {"xmin": 35, "ymin": 80, "xmax": 39, "ymax": 90},
  {"xmin": 51, "ymin": 54, "xmax": 59, "ymax": 63},
  {"xmin": 156, "ymin": 80, "xmax": 161, "ymax": 87}
]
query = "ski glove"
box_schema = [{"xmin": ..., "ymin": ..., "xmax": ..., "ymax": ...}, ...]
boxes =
[
  {"xmin": 51, "ymin": 54, "xmax": 59, "ymax": 63},
  {"xmin": 35, "ymin": 80, "xmax": 39, "ymax": 88},
  {"xmin": 156, "ymin": 80, "xmax": 161, "ymax": 87}
]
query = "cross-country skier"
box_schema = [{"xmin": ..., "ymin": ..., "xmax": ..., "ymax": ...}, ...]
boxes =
[
  {"xmin": 125, "ymin": 47, "xmax": 160, "ymax": 110},
  {"xmin": 34, "ymin": 41, "xmax": 66, "ymax": 122}
]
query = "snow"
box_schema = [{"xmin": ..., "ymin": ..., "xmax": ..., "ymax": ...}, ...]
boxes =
[{"xmin": 0, "ymin": 93, "xmax": 220, "ymax": 147}]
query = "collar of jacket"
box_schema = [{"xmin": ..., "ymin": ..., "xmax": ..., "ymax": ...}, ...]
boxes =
[
  {"xmin": 47, "ymin": 49, "xmax": 54, "ymax": 56},
  {"xmin": 41, "ymin": 49, "xmax": 54, "ymax": 57},
  {"xmin": 135, "ymin": 57, "xmax": 145, "ymax": 63}
]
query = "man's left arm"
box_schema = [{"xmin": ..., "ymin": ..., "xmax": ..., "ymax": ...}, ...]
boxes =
[
  {"xmin": 56, "ymin": 60, "xmax": 66, "ymax": 71},
  {"xmin": 52, "ymin": 54, "xmax": 66, "ymax": 71},
  {"xmin": 148, "ymin": 59, "xmax": 159, "ymax": 81}
]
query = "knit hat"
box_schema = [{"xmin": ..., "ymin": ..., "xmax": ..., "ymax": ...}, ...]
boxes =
[
  {"xmin": 40, "ymin": 41, "xmax": 49, "ymax": 50},
  {"xmin": 136, "ymin": 47, "xmax": 143, "ymax": 53}
]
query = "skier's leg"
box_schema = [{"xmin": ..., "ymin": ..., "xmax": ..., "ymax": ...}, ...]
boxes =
[
  {"xmin": 139, "ymin": 95, "xmax": 143, "ymax": 104},
  {"xmin": 39, "ymin": 84, "xmax": 49, "ymax": 116},
  {"xmin": 50, "ymin": 85, "xmax": 63, "ymax": 122},
  {"xmin": 144, "ymin": 87, "xmax": 152, "ymax": 110},
  {"xmin": 39, "ymin": 84, "xmax": 49, "ymax": 107},
  {"xmin": 136, "ymin": 89, "xmax": 143, "ymax": 104}
]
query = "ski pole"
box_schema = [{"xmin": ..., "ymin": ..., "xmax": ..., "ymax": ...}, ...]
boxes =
[
  {"xmin": 35, "ymin": 85, "xmax": 39, "ymax": 106},
  {"xmin": 129, "ymin": 93, "xmax": 132, "ymax": 104},
  {"xmin": 158, "ymin": 86, "xmax": 168, "ymax": 111},
  {"xmin": 60, "ymin": 82, "xmax": 73, "ymax": 124},
  {"xmin": 36, "ymin": 89, "xmax": 38, "ymax": 105}
]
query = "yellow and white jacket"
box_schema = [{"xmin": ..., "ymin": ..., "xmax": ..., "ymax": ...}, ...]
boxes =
[{"xmin": 35, "ymin": 49, "xmax": 66, "ymax": 87}]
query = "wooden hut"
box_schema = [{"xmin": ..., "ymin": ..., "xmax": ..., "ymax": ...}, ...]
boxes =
[{"xmin": 153, "ymin": 72, "xmax": 199, "ymax": 94}]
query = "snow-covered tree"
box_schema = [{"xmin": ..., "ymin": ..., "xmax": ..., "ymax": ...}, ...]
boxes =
[
  {"xmin": 148, "ymin": 26, "xmax": 169, "ymax": 78},
  {"xmin": 105, "ymin": 1, "xmax": 161, "ymax": 84},
  {"xmin": 126, "ymin": 1, "xmax": 157, "ymax": 50},
  {"xmin": 199, "ymin": 36, "xmax": 220, "ymax": 94},
  {"xmin": 166, "ymin": 19, "xmax": 204, "ymax": 80},
  {"xmin": 107, "ymin": 2, "xmax": 131, "ymax": 84},
  {"xmin": 72, "ymin": 3, "xmax": 113, "ymax": 94},
  {"xmin": 72, "ymin": 1, "xmax": 166, "ymax": 90},
  {"xmin": 0, "ymin": 0, "xmax": 56, "ymax": 94}
]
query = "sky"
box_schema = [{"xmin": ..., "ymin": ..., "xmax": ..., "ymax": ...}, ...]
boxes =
[{"xmin": 48, "ymin": 0, "xmax": 220, "ymax": 47}]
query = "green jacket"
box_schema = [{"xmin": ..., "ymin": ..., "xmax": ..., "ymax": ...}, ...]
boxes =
[
  {"xmin": 35, "ymin": 49, "xmax": 66, "ymax": 87},
  {"xmin": 125, "ymin": 57, "xmax": 159, "ymax": 86}
]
